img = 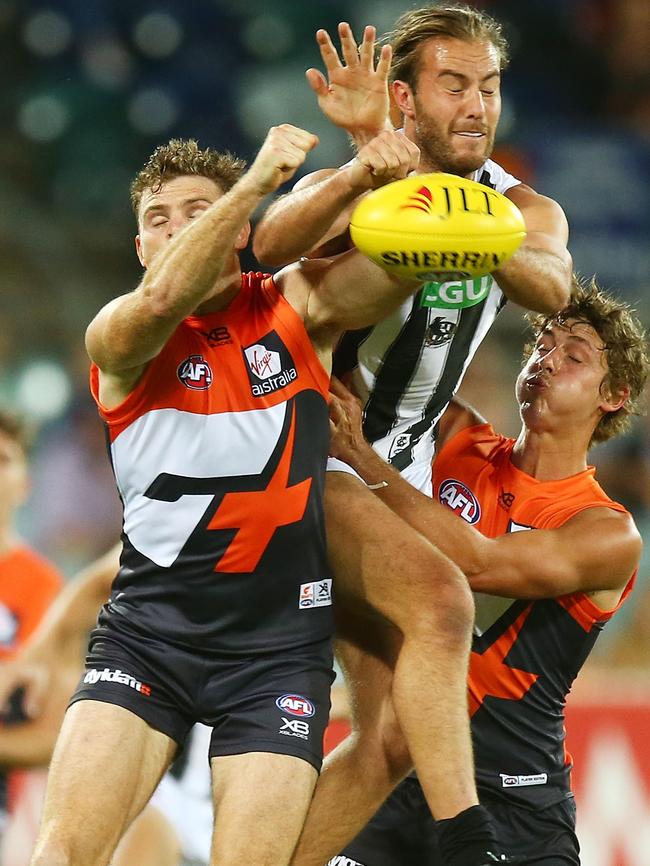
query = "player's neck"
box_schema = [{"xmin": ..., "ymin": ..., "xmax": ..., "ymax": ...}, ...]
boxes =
[{"xmin": 510, "ymin": 427, "xmax": 590, "ymax": 481}]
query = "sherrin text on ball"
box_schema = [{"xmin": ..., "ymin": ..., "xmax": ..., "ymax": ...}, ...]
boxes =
[{"xmin": 350, "ymin": 172, "xmax": 527, "ymax": 281}]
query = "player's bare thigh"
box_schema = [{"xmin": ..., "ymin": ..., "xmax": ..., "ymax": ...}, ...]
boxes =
[
  {"xmin": 210, "ymin": 751, "xmax": 318, "ymax": 866},
  {"xmin": 324, "ymin": 470, "xmax": 456, "ymax": 628},
  {"xmin": 30, "ymin": 700, "xmax": 177, "ymax": 866}
]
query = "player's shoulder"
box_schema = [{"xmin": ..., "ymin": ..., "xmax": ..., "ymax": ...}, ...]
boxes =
[
  {"xmin": 473, "ymin": 158, "xmax": 521, "ymax": 194},
  {"xmin": 6, "ymin": 545, "xmax": 64, "ymax": 589}
]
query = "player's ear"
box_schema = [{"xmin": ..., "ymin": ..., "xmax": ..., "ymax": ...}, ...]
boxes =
[
  {"xmin": 392, "ymin": 80, "xmax": 416, "ymax": 120},
  {"xmin": 236, "ymin": 221, "xmax": 251, "ymax": 251},
  {"xmin": 600, "ymin": 381, "xmax": 630, "ymax": 414},
  {"xmin": 135, "ymin": 235, "xmax": 146, "ymax": 267}
]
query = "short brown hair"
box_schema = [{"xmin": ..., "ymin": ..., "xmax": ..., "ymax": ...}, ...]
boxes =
[
  {"xmin": 387, "ymin": 3, "xmax": 510, "ymax": 89},
  {"xmin": 130, "ymin": 138, "xmax": 246, "ymax": 218},
  {"xmin": 527, "ymin": 276, "xmax": 649, "ymax": 445},
  {"xmin": 0, "ymin": 408, "xmax": 33, "ymax": 455}
]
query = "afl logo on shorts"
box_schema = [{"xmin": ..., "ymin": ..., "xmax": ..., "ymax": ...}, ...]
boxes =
[
  {"xmin": 438, "ymin": 479, "xmax": 481, "ymax": 524},
  {"xmin": 177, "ymin": 354, "xmax": 213, "ymax": 390},
  {"xmin": 275, "ymin": 694, "xmax": 315, "ymax": 718}
]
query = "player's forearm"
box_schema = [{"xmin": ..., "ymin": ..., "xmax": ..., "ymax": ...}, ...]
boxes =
[
  {"xmin": 334, "ymin": 440, "xmax": 488, "ymax": 575},
  {"xmin": 494, "ymin": 245, "xmax": 572, "ymax": 314},
  {"xmin": 253, "ymin": 170, "xmax": 360, "ymax": 266},
  {"xmin": 25, "ymin": 549, "xmax": 117, "ymax": 657}
]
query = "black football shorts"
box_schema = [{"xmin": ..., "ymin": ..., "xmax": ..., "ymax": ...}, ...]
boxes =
[
  {"xmin": 69, "ymin": 620, "xmax": 334, "ymax": 771},
  {"xmin": 333, "ymin": 776, "xmax": 580, "ymax": 866}
]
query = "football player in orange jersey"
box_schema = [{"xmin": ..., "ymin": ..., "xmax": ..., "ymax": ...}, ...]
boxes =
[
  {"xmin": 318, "ymin": 278, "xmax": 647, "ymax": 865},
  {"xmin": 24, "ymin": 116, "xmax": 487, "ymax": 866},
  {"xmin": 0, "ymin": 409, "xmax": 66, "ymax": 864}
]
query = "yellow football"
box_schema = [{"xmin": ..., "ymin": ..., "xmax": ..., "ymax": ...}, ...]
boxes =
[{"xmin": 349, "ymin": 172, "xmax": 526, "ymax": 281}]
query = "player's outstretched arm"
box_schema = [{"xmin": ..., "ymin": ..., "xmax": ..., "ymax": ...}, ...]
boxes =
[
  {"xmin": 253, "ymin": 130, "xmax": 419, "ymax": 267},
  {"xmin": 328, "ymin": 381, "xmax": 640, "ymax": 600},
  {"xmin": 495, "ymin": 184, "xmax": 573, "ymax": 314},
  {"xmin": 86, "ymin": 124, "xmax": 318, "ymax": 377},
  {"xmin": 0, "ymin": 545, "xmax": 120, "ymax": 718}
]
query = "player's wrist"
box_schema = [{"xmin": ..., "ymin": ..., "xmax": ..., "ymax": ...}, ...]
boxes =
[{"xmin": 349, "ymin": 119, "xmax": 395, "ymax": 149}]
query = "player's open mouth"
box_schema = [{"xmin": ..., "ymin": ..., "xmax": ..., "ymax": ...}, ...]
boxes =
[{"xmin": 454, "ymin": 131, "xmax": 485, "ymax": 138}]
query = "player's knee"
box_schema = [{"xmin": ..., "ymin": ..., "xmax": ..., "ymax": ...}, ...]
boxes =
[{"xmin": 401, "ymin": 550, "xmax": 474, "ymax": 641}]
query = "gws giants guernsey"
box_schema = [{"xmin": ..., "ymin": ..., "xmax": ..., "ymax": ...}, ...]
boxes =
[
  {"xmin": 91, "ymin": 272, "xmax": 333, "ymax": 655},
  {"xmin": 433, "ymin": 424, "xmax": 635, "ymax": 808},
  {"xmin": 334, "ymin": 159, "xmax": 520, "ymax": 490}
]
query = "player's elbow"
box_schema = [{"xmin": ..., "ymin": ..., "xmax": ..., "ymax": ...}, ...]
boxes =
[{"xmin": 252, "ymin": 227, "xmax": 292, "ymax": 268}]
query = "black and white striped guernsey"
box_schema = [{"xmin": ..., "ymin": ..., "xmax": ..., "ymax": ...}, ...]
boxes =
[{"xmin": 333, "ymin": 159, "xmax": 520, "ymax": 493}]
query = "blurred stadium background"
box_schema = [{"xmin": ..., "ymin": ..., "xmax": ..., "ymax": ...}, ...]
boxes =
[{"xmin": 1, "ymin": 1, "xmax": 649, "ymax": 863}]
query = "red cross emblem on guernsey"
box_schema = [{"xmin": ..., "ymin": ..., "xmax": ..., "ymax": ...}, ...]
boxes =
[{"xmin": 208, "ymin": 404, "xmax": 311, "ymax": 572}]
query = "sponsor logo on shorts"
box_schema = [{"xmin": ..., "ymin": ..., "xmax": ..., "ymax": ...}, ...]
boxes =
[
  {"xmin": 438, "ymin": 479, "xmax": 481, "ymax": 524},
  {"xmin": 500, "ymin": 772, "xmax": 548, "ymax": 788},
  {"xmin": 279, "ymin": 717, "xmax": 310, "ymax": 740},
  {"xmin": 326, "ymin": 856, "xmax": 368, "ymax": 866},
  {"xmin": 243, "ymin": 330, "xmax": 298, "ymax": 397},
  {"xmin": 299, "ymin": 579, "xmax": 332, "ymax": 609},
  {"xmin": 177, "ymin": 355, "xmax": 213, "ymax": 390},
  {"xmin": 83, "ymin": 667, "xmax": 152, "ymax": 696},
  {"xmin": 276, "ymin": 694, "xmax": 315, "ymax": 717}
]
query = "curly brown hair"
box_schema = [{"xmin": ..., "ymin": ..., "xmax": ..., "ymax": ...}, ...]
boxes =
[
  {"xmin": 526, "ymin": 276, "xmax": 649, "ymax": 445},
  {"xmin": 130, "ymin": 138, "xmax": 246, "ymax": 219},
  {"xmin": 386, "ymin": 3, "xmax": 510, "ymax": 89}
]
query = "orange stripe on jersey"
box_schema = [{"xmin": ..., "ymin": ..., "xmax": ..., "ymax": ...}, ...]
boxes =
[
  {"xmin": 90, "ymin": 272, "xmax": 330, "ymax": 442},
  {"xmin": 468, "ymin": 605, "xmax": 539, "ymax": 715},
  {"xmin": 209, "ymin": 402, "xmax": 311, "ymax": 572}
]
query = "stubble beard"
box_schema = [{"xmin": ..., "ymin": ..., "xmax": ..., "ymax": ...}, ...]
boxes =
[{"xmin": 413, "ymin": 111, "xmax": 495, "ymax": 178}]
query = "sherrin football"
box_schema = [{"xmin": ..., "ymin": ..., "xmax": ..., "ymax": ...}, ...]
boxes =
[{"xmin": 349, "ymin": 172, "xmax": 527, "ymax": 281}]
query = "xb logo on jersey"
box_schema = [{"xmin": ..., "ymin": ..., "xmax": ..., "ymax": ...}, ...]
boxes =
[
  {"xmin": 438, "ymin": 479, "xmax": 481, "ymax": 524},
  {"xmin": 177, "ymin": 355, "xmax": 213, "ymax": 390}
]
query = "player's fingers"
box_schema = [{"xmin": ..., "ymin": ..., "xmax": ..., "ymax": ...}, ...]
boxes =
[
  {"xmin": 305, "ymin": 68, "xmax": 329, "ymax": 98},
  {"xmin": 316, "ymin": 28, "xmax": 342, "ymax": 72},
  {"xmin": 375, "ymin": 43, "xmax": 392, "ymax": 80},
  {"xmin": 271, "ymin": 124, "xmax": 319, "ymax": 154},
  {"xmin": 358, "ymin": 25, "xmax": 376, "ymax": 70},
  {"xmin": 338, "ymin": 22, "xmax": 360, "ymax": 68}
]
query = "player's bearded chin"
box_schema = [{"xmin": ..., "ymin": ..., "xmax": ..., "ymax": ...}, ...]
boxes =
[{"xmin": 415, "ymin": 115, "xmax": 493, "ymax": 175}]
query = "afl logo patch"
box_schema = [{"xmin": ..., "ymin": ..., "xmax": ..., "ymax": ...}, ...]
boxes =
[
  {"xmin": 438, "ymin": 479, "xmax": 481, "ymax": 524},
  {"xmin": 177, "ymin": 355, "xmax": 213, "ymax": 390},
  {"xmin": 275, "ymin": 694, "xmax": 315, "ymax": 718}
]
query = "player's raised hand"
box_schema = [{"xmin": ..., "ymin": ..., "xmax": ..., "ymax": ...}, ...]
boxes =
[
  {"xmin": 306, "ymin": 22, "xmax": 392, "ymax": 139},
  {"xmin": 346, "ymin": 129, "xmax": 420, "ymax": 191},
  {"xmin": 248, "ymin": 124, "xmax": 319, "ymax": 195}
]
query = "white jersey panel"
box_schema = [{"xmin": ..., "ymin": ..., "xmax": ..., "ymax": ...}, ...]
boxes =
[{"xmin": 111, "ymin": 404, "xmax": 287, "ymax": 567}]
